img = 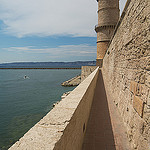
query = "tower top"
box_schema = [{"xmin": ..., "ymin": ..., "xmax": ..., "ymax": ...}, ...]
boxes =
[{"xmin": 95, "ymin": 0, "xmax": 119, "ymax": 67}]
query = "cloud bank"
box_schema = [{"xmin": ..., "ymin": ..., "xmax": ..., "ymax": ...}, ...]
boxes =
[
  {"xmin": 0, "ymin": 0, "xmax": 97, "ymax": 37},
  {"xmin": 3, "ymin": 44, "xmax": 96, "ymax": 56}
]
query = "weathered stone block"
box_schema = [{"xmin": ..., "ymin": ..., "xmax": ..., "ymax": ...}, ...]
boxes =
[
  {"xmin": 130, "ymin": 81, "xmax": 138, "ymax": 94},
  {"xmin": 133, "ymin": 96, "xmax": 144, "ymax": 117},
  {"xmin": 139, "ymin": 74, "xmax": 146, "ymax": 84},
  {"xmin": 130, "ymin": 81, "xmax": 145, "ymax": 96}
]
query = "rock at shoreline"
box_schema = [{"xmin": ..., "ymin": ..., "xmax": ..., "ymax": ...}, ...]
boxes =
[
  {"xmin": 52, "ymin": 101, "xmax": 59, "ymax": 107},
  {"xmin": 61, "ymin": 75, "xmax": 81, "ymax": 86},
  {"xmin": 61, "ymin": 91, "xmax": 71, "ymax": 99}
]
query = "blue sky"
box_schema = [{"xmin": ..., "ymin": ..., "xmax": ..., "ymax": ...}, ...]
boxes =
[{"xmin": 0, "ymin": 0, "xmax": 127, "ymax": 63}]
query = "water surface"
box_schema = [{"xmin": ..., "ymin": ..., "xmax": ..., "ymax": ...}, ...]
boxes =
[{"xmin": 0, "ymin": 69, "xmax": 80, "ymax": 149}]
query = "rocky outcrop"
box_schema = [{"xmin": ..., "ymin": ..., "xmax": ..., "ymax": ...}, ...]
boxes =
[
  {"xmin": 61, "ymin": 75, "xmax": 81, "ymax": 86},
  {"xmin": 61, "ymin": 91, "xmax": 71, "ymax": 99},
  {"xmin": 61, "ymin": 66, "xmax": 97, "ymax": 87}
]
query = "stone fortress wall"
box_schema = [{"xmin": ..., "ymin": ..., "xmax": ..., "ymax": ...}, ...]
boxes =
[{"xmin": 102, "ymin": 0, "xmax": 150, "ymax": 149}]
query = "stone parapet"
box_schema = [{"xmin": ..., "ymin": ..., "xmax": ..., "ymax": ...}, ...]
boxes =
[
  {"xmin": 96, "ymin": 26, "xmax": 115, "ymax": 41},
  {"xmin": 96, "ymin": 59, "xmax": 103, "ymax": 67},
  {"xmin": 98, "ymin": 0, "xmax": 119, "ymax": 9},
  {"xmin": 81, "ymin": 66, "xmax": 97, "ymax": 82},
  {"xmin": 9, "ymin": 67, "xmax": 99, "ymax": 150}
]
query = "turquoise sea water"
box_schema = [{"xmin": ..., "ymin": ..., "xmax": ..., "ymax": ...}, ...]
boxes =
[{"xmin": 0, "ymin": 69, "xmax": 80, "ymax": 150}]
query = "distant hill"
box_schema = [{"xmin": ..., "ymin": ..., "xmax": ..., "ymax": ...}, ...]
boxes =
[{"xmin": 0, "ymin": 61, "xmax": 96, "ymax": 68}]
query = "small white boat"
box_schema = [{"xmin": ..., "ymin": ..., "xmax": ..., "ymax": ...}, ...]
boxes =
[{"xmin": 24, "ymin": 75, "xmax": 30, "ymax": 79}]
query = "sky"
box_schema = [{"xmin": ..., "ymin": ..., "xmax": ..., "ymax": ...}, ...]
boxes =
[{"xmin": 0, "ymin": 0, "xmax": 127, "ymax": 63}]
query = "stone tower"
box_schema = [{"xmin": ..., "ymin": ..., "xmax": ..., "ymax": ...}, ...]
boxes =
[{"xmin": 95, "ymin": 0, "xmax": 119, "ymax": 67}]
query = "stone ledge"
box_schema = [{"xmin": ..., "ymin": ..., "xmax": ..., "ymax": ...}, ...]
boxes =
[{"xmin": 9, "ymin": 67, "xmax": 99, "ymax": 150}]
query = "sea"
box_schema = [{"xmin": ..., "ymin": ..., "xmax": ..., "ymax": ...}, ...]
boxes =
[{"xmin": 0, "ymin": 69, "xmax": 81, "ymax": 150}]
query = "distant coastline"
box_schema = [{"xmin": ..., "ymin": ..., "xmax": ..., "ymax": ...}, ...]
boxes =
[
  {"xmin": 0, "ymin": 61, "xmax": 96, "ymax": 69},
  {"xmin": 0, "ymin": 68, "xmax": 81, "ymax": 69}
]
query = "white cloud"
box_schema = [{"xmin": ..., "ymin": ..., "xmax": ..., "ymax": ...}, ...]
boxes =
[
  {"xmin": 3, "ymin": 44, "xmax": 97, "ymax": 56},
  {"xmin": 0, "ymin": 0, "xmax": 97, "ymax": 37},
  {"xmin": 0, "ymin": 0, "xmax": 127, "ymax": 38}
]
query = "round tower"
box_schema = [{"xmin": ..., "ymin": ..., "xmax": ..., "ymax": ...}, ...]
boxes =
[{"xmin": 95, "ymin": 0, "xmax": 119, "ymax": 67}]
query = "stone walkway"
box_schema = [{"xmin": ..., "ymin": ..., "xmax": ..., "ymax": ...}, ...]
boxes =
[{"xmin": 82, "ymin": 70, "xmax": 130, "ymax": 150}]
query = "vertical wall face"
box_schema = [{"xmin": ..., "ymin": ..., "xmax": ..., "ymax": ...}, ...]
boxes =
[
  {"xmin": 95, "ymin": 0, "xmax": 119, "ymax": 67},
  {"xmin": 97, "ymin": 41, "xmax": 109, "ymax": 59},
  {"xmin": 81, "ymin": 66, "xmax": 97, "ymax": 82},
  {"xmin": 102, "ymin": 0, "xmax": 150, "ymax": 149}
]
